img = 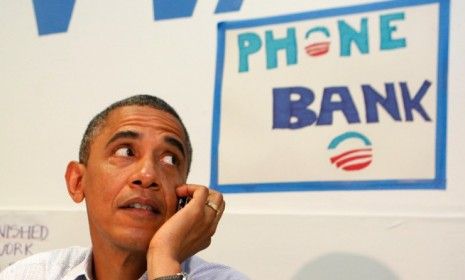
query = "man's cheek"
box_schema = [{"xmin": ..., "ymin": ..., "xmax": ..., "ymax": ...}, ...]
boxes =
[{"xmin": 162, "ymin": 184, "xmax": 180, "ymax": 215}]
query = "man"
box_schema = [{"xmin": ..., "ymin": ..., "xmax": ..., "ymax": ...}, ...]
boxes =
[{"xmin": 0, "ymin": 95, "xmax": 248, "ymax": 280}]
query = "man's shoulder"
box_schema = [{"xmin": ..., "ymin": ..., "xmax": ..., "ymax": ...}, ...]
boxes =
[
  {"xmin": 0, "ymin": 246, "xmax": 90, "ymax": 279},
  {"xmin": 184, "ymin": 255, "xmax": 249, "ymax": 280}
]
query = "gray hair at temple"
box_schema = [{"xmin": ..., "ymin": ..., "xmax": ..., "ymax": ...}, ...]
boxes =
[{"xmin": 78, "ymin": 94, "xmax": 192, "ymax": 174}]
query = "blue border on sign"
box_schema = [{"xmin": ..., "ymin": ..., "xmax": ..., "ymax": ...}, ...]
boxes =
[{"xmin": 210, "ymin": 0, "xmax": 449, "ymax": 193}]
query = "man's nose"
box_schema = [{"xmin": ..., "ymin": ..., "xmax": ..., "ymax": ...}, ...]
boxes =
[{"xmin": 129, "ymin": 157, "xmax": 159, "ymax": 189}]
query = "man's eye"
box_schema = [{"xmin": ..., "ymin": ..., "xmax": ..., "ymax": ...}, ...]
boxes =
[
  {"xmin": 161, "ymin": 154, "xmax": 178, "ymax": 166},
  {"xmin": 114, "ymin": 147, "xmax": 134, "ymax": 157}
]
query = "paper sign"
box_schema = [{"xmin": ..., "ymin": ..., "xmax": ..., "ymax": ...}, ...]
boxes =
[
  {"xmin": 211, "ymin": 0, "xmax": 449, "ymax": 192},
  {"xmin": 0, "ymin": 211, "xmax": 89, "ymax": 271}
]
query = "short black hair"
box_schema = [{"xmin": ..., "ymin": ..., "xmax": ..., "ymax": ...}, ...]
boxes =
[{"xmin": 79, "ymin": 95, "xmax": 192, "ymax": 174}]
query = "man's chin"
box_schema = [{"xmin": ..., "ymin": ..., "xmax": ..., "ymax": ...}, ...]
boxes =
[
  {"xmin": 113, "ymin": 232, "xmax": 156, "ymax": 254},
  {"xmin": 103, "ymin": 223, "xmax": 162, "ymax": 254},
  {"xmin": 89, "ymin": 214, "xmax": 164, "ymax": 254}
]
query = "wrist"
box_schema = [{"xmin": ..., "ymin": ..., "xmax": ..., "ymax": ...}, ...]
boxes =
[
  {"xmin": 147, "ymin": 250, "xmax": 182, "ymax": 279},
  {"xmin": 153, "ymin": 272, "xmax": 188, "ymax": 280}
]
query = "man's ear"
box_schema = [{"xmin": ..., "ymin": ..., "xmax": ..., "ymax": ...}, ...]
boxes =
[{"xmin": 65, "ymin": 161, "xmax": 86, "ymax": 203}]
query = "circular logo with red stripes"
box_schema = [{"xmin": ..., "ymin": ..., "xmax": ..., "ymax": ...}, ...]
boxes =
[
  {"xmin": 328, "ymin": 131, "xmax": 373, "ymax": 171},
  {"xmin": 304, "ymin": 26, "xmax": 331, "ymax": 57}
]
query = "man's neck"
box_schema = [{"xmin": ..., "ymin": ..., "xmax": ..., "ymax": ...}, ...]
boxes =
[{"xmin": 92, "ymin": 244, "xmax": 147, "ymax": 280}]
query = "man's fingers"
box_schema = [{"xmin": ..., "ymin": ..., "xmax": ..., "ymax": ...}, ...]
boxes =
[
  {"xmin": 204, "ymin": 191, "xmax": 225, "ymax": 238},
  {"xmin": 176, "ymin": 184, "xmax": 208, "ymax": 200},
  {"xmin": 204, "ymin": 190, "xmax": 224, "ymax": 218},
  {"xmin": 176, "ymin": 185, "xmax": 224, "ymax": 214},
  {"xmin": 174, "ymin": 184, "xmax": 225, "ymax": 237}
]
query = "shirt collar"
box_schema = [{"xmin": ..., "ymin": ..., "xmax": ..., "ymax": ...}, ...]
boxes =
[
  {"xmin": 62, "ymin": 248, "xmax": 93, "ymax": 280},
  {"xmin": 59, "ymin": 249, "xmax": 189, "ymax": 280},
  {"xmin": 60, "ymin": 248, "xmax": 150, "ymax": 280}
]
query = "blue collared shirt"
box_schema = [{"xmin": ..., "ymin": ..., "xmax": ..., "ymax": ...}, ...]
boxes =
[{"xmin": 0, "ymin": 247, "xmax": 248, "ymax": 280}]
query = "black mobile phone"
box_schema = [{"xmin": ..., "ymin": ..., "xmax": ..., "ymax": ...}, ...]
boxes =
[{"xmin": 177, "ymin": 196, "xmax": 190, "ymax": 211}]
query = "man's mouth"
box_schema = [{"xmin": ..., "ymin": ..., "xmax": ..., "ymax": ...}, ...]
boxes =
[
  {"xmin": 120, "ymin": 199, "xmax": 161, "ymax": 215},
  {"xmin": 127, "ymin": 203, "xmax": 154, "ymax": 211}
]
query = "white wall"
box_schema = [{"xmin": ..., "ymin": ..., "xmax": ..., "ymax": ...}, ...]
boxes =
[{"xmin": 1, "ymin": 0, "xmax": 464, "ymax": 279}]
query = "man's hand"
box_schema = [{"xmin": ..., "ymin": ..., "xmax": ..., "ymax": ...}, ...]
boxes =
[{"xmin": 146, "ymin": 184, "xmax": 225, "ymax": 279}]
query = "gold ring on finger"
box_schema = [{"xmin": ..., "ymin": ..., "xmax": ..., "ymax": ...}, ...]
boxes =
[{"xmin": 205, "ymin": 200, "xmax": 220, "ymax": 215}]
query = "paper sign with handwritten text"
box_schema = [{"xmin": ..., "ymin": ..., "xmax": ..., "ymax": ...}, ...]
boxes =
[
  {"xmin": 0, "ymin": 211, "xmax": 89, "ymax": 270},
  {"xmin": 211, "ymin": 0, "xmax": 449, "ymax": 193}
]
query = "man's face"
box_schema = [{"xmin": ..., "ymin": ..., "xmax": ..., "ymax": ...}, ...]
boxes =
[{"xmin": 80, "ymin": 105, "xmax": 189, "ymax": 253}]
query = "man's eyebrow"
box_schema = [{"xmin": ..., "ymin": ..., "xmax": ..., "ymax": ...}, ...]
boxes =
[
  {"xmin": 164, "ymin": 136, "xmax": 186, "ymax": 158},
  {"xmin": 106, "ymin": 130, "xmax": 140, "ymax": 147}
]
